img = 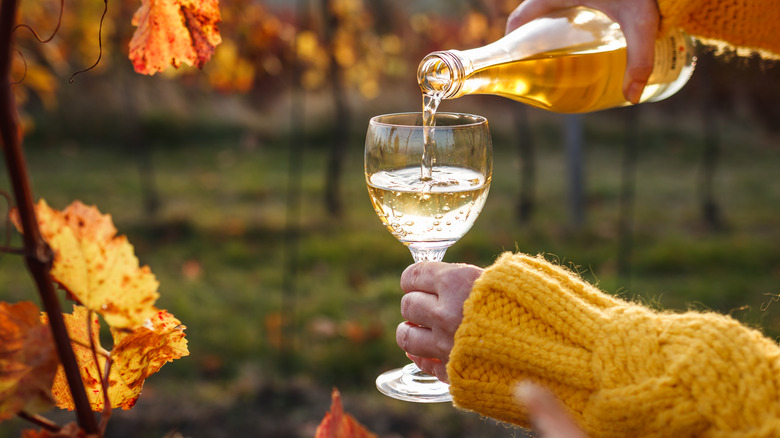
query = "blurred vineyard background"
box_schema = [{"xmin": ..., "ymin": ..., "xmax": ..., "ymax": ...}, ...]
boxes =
[{"xmin": 1, "ymin": 0, "xmax": 779, "ymax": 436}]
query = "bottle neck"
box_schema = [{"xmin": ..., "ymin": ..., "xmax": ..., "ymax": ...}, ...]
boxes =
[{"xmin": 417, "ymin": 50, "xmax": 468, "ymax": 99}]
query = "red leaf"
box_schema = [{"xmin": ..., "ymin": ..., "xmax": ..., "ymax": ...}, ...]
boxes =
[
  {"xmin": 315, "ymin": 389, "xmax": 377, "ymax": 438},
  {"xmin": 129, "ymin": 0, "xmax": 222, "ymax": 75}
]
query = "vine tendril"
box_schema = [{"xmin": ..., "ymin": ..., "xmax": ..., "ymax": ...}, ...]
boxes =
[
  {"xmin": 69, "ymin": 0, "xmax": 108, "ymax": 83},
  {"xmin": 9, "ymin": 48, "xmax": 25, "ymax": 85},
  {"xmin": 13, "ymin": 0, "xmax": 64, "ymax": 44},
  {"xmin": 10, "ymin": 0, "xmax": 64, "ymax": 86}
]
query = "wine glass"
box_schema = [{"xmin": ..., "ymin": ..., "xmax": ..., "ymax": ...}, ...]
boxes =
[{"xmin": 365, "ymin": 112, "xmax": 492, "ymax": 402}]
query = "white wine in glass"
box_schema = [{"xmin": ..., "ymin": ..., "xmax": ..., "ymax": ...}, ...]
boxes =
[{"xmin": 365, "ymin": 112, "xmax": 492, "ymax": 402}]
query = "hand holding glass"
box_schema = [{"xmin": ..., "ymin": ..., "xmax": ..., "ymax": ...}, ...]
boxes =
[{"xmin": 364, "ymin": 112, "xmax": 492, "ymax": 402}]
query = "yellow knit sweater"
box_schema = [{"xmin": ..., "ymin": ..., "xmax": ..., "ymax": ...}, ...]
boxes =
[
  {"xmin": 657, "ymin": 0, "xmax": 780, "ymax": 57},
  {"xmin": 447, "ymin": 253, "xmax": 780, "ymax": 437}
]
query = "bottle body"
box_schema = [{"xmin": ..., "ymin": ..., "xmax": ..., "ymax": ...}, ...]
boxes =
[{"xmin": 417, "ymin": 7, "xmax": 696, "ymax": 113}]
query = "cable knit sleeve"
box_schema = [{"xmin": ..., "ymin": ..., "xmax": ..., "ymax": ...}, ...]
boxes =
[
  {"xmin": 446, "ymin": 252, "xmax": 780, "ymax": 437},
  {"xmin": 657, "ymin": 0, "xmax": 780, "ymax": 57}
]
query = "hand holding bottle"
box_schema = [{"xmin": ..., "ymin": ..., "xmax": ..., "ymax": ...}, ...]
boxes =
[
  {"xmin": 506, "ymin": 0, "xmax": 661, "ymax": 103},
  {"xmin": 418, "ymin": 5, "xmax": 693, "ymax": 113}
]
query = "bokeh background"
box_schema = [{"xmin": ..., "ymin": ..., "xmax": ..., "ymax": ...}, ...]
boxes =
[{"xmin": 1, "ymin": 0, "xmax": 779, "ymax": 436}]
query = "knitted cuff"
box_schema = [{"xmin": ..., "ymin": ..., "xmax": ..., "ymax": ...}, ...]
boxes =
[
  {"xmin": 447, "ymin": 252, "xmax": 620, "ymax": 427},
  {"xmin": 446, "ymin": 252, "xmax": 780, "ymax": 436}
]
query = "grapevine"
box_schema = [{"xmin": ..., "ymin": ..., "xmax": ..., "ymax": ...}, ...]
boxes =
[{"xmin": 0, "ymin": 0, "xmax": 220, "ymax": 435}]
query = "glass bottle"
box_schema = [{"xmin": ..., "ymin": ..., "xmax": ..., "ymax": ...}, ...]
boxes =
[{"xmin": 417, "ymin": 7, "xmax": 696, "ymax": 113}]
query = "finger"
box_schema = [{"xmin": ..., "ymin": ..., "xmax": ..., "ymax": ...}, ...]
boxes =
[
  {"xmin": 515, "ymin": 382, "xmax": 586, "ymax": 438},
  {"xmin": 614, "ymin": 5, "xmax": 659, "ymax": 103},
  {"xmin": 407, "ymin": 354, "xmax": 449, "ymax": 384},
  {"xmin": 396, "ymin": 321, "xmax": 449, "ymax": 360},
  {"xmin": 582, "ymin": 0, "xmax": 658, "ymax": 103},
  {"xmin": 400, "ymin": 261, "xmax": 446, "ymax": 295},
  {"xmin": 400, "ymin": 290, "xmax": 438, "ymax": 326},
  {"xmin": 506, "ymin": 0, "xmax": 579, "ymax": 33},
  {"xmin": 507, "ymin": 0, "xmax": 659, "ymax": 104},
  {"xmin": 402, "ymin": 261, "xmax": 483, "ymax": 295}
]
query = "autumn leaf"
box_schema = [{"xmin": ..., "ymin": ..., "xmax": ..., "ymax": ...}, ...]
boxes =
[
  {"xmin": 111, "ymin": 310, "xmax": 188, "ymax": 391},
  {"xmin": 129, "ymin": 0, "xmax": 222, "ymax": 75},
  {"xmin": 315, "ymin": 389, "xmax": 377, "ymax": 438},
  {"xmin": 44, "ymin": 306, "xmax": 135, "ymax": 411},
  {"xmin": 45, "ymin": 306, "xmax": 188, "ymax": 411},
  {"xmin": 11, "ymin": 200, "xmax": 160, "ymax": 329},
  {"xmin": 10, "ymin": 200, "xmax": 187, "ymax": 411},
  {"xmin": 0, "ymin": 302, "xmax": 58, "ymax": 421}
]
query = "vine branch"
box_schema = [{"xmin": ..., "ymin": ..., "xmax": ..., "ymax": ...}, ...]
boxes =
[
  {"xmin": 17, "ymin": 411, "xmax": 60, "ymax": 432},
  {"xmin": 0, "ymin": 0, "xmax": 99, "ymax": 434},
  {"xmin": 86, "ymin": 309, "xmax": 113, "ymax": 433}
]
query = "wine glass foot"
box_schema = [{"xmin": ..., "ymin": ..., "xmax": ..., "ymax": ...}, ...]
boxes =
[{"xmin": 376, "ymin": 363, "xmax": 452, "ymax": 403}]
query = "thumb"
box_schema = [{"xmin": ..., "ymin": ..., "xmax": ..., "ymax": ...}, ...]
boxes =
[{"xmin": 515, "ymin": 381, "xmax": 587, "ymax": 438}]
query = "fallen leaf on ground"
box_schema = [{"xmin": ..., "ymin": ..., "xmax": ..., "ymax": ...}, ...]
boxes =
[{"xmin": 314, "ymin": 388, "xmax": 377, "ymax": 438}]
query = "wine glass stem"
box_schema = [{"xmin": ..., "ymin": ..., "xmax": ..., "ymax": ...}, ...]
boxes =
[{"xmin": 409, "ymin": 247, "xmax": 448, "ymax": 262}]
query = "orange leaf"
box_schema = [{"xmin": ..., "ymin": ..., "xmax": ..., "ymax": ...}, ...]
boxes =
[
  {"xmin": 11, "ymin": 200, "xmax": 160, "ymax": 329},
  {"xmin": 0, "ymin": 302, "xmax": 58, "ymax": 421},
  {"xmin": 315, "ymin": 389, "xmax": 377, "ymax": 438},
  {"xmin": 45, "ymin": 306, "xmax": 188, "ymax": 412},
  {"xmin": 45, "ymin": 306, "xmax": 137, "ymax": 411},
  {"xmin": 111, "ymin": 310, "xmax": 188, "ymax": 390},
  {"xmin": 129, "ymin": 0, "xmax": 222, "ymax": 75}
]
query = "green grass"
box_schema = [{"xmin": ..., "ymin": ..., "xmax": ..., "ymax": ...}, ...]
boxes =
[{"xmin": 1, "ymin": 99, "xmax": 779, "ymax": 436}]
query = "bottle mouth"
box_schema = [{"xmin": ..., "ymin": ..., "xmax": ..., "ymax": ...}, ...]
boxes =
[{"xmin": 417, "ymin": 51, "xmax": 464, "ymax": 98}]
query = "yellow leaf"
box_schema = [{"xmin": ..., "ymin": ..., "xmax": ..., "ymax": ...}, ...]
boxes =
[
  {"xmin": 12, "ymin": 200, "xmax": 160, "ymax": 329},
  {"xmin": 10, "ymin": 201, "xmax": 187, "ymax": 412},
  {"xmin": 44, "ymin": 306, "xmax": 139, "ymax": 411},
  {"xmin": 46, "ymin": 306, "xmax": 187, "ymax": 412},
  {"xmin": 111, "ymin": 310, "xmax": 188, "ymax": 390}
]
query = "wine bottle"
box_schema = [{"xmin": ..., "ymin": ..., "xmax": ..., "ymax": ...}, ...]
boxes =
[{"xmin": 417, "ymin": 7, "xmax": 696, "ymax": 113}]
